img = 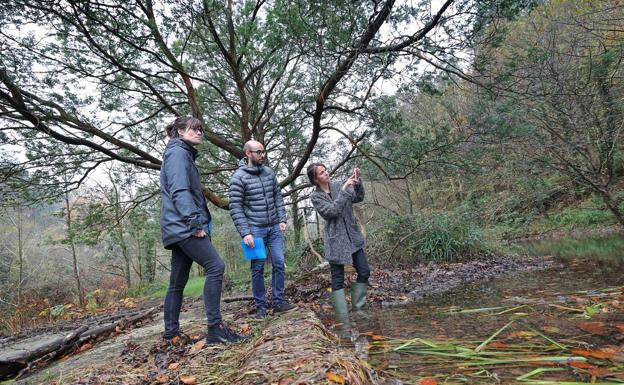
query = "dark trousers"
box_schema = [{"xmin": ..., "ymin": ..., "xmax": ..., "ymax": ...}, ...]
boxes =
[
  {"xmin": 163, "ymin": 235, "xmax": 225, "ymax": 337},
  {"xmin": 330, "ymin": 248, "xmax": 370, "ymax": 291}
]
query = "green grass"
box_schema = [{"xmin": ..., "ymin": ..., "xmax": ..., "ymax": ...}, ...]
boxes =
[
  {"xmin": 490, "ymin": 192, "xmax": 623, "ymax": 241},
  {"xmin": 544, "ymin": 207, "xmax": 616, "ymax": 230},
  {"xmin": 135, "ymin": 252, "xmax": 301, "ymax": 300}
]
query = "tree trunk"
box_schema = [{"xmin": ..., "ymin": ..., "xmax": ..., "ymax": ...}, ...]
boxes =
[
  {"xmin": 17, "ymin": 207, "xmax": 23, "ymax": 306},
  {"xmin": 117, "ymin": 225, "xmax": 131, "ymax": 287},
  {"xmin": 112, "ymin": 186, "xmax": 132, "ymax": 287},
  {"xmin": 600, "ymin": 190, "xmax": 624, "ymax": 230},
  {"xmin": 405, "ymin": 179, "xmax": 414, "ymax": 215},
  {"xmin": 142, "ymin": 239, "xmax": 156, "ymax": 284},
  {"xmin": 64, "ymin": 193, "xmax": 85, "ymax": 307},
  {"xmin": 291, "ymin": 196, "xmax": 302, "ymax": 247}
]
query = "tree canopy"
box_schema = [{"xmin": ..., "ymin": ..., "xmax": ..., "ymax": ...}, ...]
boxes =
[{"xmin": 0, "ymin": 0, "xmax": 499, "ymax": 207}]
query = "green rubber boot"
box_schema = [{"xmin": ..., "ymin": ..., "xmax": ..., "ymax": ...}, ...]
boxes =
[
  {"xmin": 350, "ymin": 282, "xmax": 368, "ymax": 311},
  {"xmin": 330, "ymin": 289, "xmax": 354, "ymax": 340},
  {"xmin": 330, "ymin": 289, "xmax": 349, "ymax": 318}
]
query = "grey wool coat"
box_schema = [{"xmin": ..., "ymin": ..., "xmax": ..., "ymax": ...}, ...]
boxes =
[
  {"xmin": 310, "ymin": 181, "xmax": 365, "ymax": 264},
  {"xmin": 228, "ymin": 158, "xmax": 287, "ymax": 237}
]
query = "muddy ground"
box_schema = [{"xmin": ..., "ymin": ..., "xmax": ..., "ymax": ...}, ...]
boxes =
[{"xmin": 2, "ymin": 254, "xmax": 554, "ymax": 384}]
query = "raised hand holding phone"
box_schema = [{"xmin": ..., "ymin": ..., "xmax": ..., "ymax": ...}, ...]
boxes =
[{"xmin": 352, "ymin": 166, "xmax": 361, "ymax": 183}]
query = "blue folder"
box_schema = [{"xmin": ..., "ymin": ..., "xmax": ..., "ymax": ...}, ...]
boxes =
[{"xmin": 241, "ymin": 238, "xmax": 267, "ymax": 260}]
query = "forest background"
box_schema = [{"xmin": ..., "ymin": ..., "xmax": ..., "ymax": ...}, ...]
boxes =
[{"xmin": 0, "ymin": 0, "xmax": 622, "ymax": 334}]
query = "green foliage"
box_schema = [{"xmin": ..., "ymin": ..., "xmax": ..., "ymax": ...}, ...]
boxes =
[
  {"xmin": 369, "ymin": 213, "xmax": 486, "ymax": 263},
  {"xmin": 547, "ymin": 208, "xmax": 615, "ymax": 230},
  {"xmin": 49, "ymin": 304, "xmax": 70, "ymax": 318},
  {"xmin": 474, "ymin": 0, "xmax": 624, "ymax": 229}
]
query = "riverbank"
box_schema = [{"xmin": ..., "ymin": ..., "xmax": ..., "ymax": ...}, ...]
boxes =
[
  {"xmin": 287, "ymin": 254, "xmax": 557, "ymax": 308},
  {"xmin": 3, "ymin": 252, "xmax": 558, "ymax": 384}
]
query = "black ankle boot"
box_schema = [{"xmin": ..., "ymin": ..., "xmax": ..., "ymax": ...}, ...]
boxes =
[{"xmin": 207, "ymin": 322, "xmax": 247, "ymax": 344}]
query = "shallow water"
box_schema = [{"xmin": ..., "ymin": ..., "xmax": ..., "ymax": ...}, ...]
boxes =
[{"xmin": 335, "ymin": 235, "xmax": 624, "ymax": 384}]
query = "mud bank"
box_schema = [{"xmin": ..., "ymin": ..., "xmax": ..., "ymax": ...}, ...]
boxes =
[{"xmin": 288, "ymin": 254, "xmax": 557, "ymax": 307}]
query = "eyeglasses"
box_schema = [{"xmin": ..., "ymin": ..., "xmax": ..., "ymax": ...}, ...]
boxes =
[
  {"xmin": 189, "ymin": 126, "xmax": 203, "ymax": 134},
  {"xmin": 249, "ymin": 150, "xmax": 265, "ymax": 155}
]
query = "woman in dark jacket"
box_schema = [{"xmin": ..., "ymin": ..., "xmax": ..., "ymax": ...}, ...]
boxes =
[
  {"xmin": 160, "ymin": 116, "xmax": 242, "ymax": 344},
  {"xmin": 308, "ymin": 163, "xmax": 371, "ymax": 317}
]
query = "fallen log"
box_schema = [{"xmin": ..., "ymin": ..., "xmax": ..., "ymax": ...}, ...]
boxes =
[
  {"xmin": 0, "ymin": 325, "xmax": 88, "ymax": 380},
  {"xmin": 0, "ymin": 306, "xmax": 159, "ymax": 380},
  {"xmin": 78, "ymin": 305, "xmax": 159, "ymax": 342}
]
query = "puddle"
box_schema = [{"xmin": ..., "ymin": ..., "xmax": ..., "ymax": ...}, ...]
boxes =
[{"xmin": 326, "ymin": 235, "xmax": 624, "ymax": 384}]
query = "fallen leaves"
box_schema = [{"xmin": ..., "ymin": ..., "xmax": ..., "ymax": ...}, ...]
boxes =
[
  {"xmin": 188, "ymin": 339, "xmax": 206, "ymax": 354},
  {"xmin": 487, "ymin": 341, "xmax": 509, "ymax": 348},
  {"xmin": 170, "ymin": 336, "xmax": 182, "ymax": 346},
  {"xmin": 568, "ymin": 361, "xmax": 593, "ymax": 369},
  {"xmin": 371, "ymin": 334, "xmax": 385, "ymax": 341},
  {"xmin": 419, "ymin": 377, "xmax": 438, "ymax": 385},
  {"xmin": 588, "ymin": 367, "xmax": 611, "ymax": 378},
  {"xmin": 77, "ymin": 342, "xmax": 93, "ymax": 352},
  {"xmin": 277, "ymin": 376, "xmax": 294, "ymax": 385},
  {"xmin": 180, "ymin": 375, "xmax": 196, "ymax": 385},
  {"xmin": 576, "ymin": 321, "xmax": 612, "ymax": 336},
  {"xmin": 325, "ymin": 371, "xmax": 345, "ymax": 384},
  {"xmin": 570, "ymin": 348, "xmax": 613, "ymax": 360}
]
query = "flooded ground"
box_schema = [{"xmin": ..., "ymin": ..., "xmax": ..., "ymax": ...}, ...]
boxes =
[{"xmin": 329, "ymin": 235, "xmax": 624, "ymax": 384}]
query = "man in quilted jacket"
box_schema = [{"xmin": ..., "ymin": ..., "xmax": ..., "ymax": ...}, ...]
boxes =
[{"xmin": 229, "ymin": 140, "xmax": 296, "ymax": 319}]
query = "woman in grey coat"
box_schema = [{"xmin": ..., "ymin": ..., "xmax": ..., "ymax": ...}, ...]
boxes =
[{"xmin": 308, "ymin": 163, "xmax": 371, "ymax": 317}]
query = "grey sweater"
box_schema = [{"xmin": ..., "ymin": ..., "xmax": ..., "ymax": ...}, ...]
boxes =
[
  {"xmin": 228, "ymin": 158, "xmax": 286, "ymax": 237},
  {"xmin": 310, "ymin": 181, "xmax": 365, "ymax": 264}
]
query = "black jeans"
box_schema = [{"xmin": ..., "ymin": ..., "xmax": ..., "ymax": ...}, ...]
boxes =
[
  {"xmin": 330, "ymin": 248, "xmax": 370, "ymax": 291},
  {"xmin": 163, "ymin": 235, "xmax": 225, "ymax": 337}
]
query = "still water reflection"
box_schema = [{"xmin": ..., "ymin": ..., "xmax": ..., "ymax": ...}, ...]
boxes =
[{"xmin": 332, "ymin": 235, "xmax": 624, "ymax": 384}]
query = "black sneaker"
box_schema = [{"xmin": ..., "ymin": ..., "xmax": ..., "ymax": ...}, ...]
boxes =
[
  {"xmin": 207, "ymin": 322, "xmax": 246, "ymax": 344},
  {"xmin": 255, "ymin": 307, "xmax": 268, "ymax": 319},
  {"xmin": 273, "ymin": 301, "xmax": 296, "ymax": 313}
]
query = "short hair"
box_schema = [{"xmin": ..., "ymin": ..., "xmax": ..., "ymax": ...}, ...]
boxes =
[
  {"xmin": 306, "ymin": 162, "xmax": 326, "ymax": 186},
  {"xmin": 165, "ymin": 116, "xmax": 202, "ymax": 138}
]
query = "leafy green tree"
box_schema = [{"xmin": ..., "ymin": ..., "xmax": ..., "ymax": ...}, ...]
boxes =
[
  {"xmin": 475, "ymin": 0, "xmax": 624, "ymax": 228},
  {"xmin": 0, "ymin": 0, "xmax": 494, "ymax": 208},
  {"xmin": 77, "ymin": 164, "xmax": 160, "ymax": 286}
]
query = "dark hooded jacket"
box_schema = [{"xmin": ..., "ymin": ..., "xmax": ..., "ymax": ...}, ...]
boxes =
[
  {"xmin": 160, "ymin": 138, "xmax": 212, "ymax": 249},
  {"xmin": 228, "ymin": 158, "xmax": 286, "ymax": 237}
]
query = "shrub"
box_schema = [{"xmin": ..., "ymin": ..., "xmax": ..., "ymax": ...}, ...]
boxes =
[{"xmin": 368, "ymin": 213, "xmax": 486, "ymax": 264}]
